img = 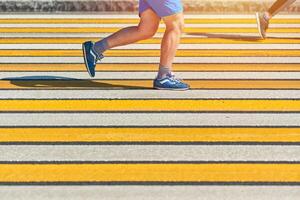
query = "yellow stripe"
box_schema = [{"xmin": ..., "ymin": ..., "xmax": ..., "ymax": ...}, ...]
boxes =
[
  {"xmin": 1, "ymin": 63, "xmax": 300, "ymax": 72},
  {"xmin": 1, "ymin": 100, "xmax": 300, "ymax": 112},
  {"xmin": 0, "ymin": 49, "xmax": 298, "ymax": 57},
  {"xmin": 0, "ymin": 164, "xmax": 299, "ymax": 182},
  {"xmin": 1, "ymin": 127, "xmax": 299, "ymax": 143},
  {"xmin": 0, "ymin": 28, "xmax": 296, "ymax": 33},
  {"xmin": 1, "ymin": 80, "xmax": 300, "ymax": 89},
  {"xmin": 0, "ymin": 63, "xmax": 299, "ymax": 72},
  {"xmin": 0, "ymin": 18, "xmax": 298, "ymax": 24},
  {"xmin": 1, "ymin": 38, "xmax": 299, "ymax": 44}
]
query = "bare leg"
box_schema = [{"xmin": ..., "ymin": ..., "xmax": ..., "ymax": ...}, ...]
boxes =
[
  {"xmin": 256, "ymin": 0, "xmax": 296, "ymax": 39},
  {"xmin": 154, "ymin": 12, "xmax": 189, "ymax": 90},
  {"xmin": 268, "ymin": 0, "xmax": 297, "ymax": 18},
  {"xmin": 158, "ymin": 12, "xmax": 184, "ymax": 78},
  {"xmin": 83, "ymin": 9, "xmax": 160, "ymax": 78},
  {"xmin": 94, "ymin": 9, "xmax": 160, "ymax": 53}
]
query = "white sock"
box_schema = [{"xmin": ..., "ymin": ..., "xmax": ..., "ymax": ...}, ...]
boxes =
[{"xmin": 157, "ymin": 65, "xmax": 172, "ymax": 79}]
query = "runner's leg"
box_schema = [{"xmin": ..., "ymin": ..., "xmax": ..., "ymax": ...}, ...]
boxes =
[
  {"xmin": 143, "ymin": 0, "xmax": 189, "ymax": 89},
  {"xmin": 93, "ymin": 9, "xmax": 160, "ymax": 55},
  {"xmin": 158, "ymin": 12, "xmax": 184, "ymax": 78},
  {"xmin": 83, "ymin": 8, "xmax": 160, "ymax": 77}
]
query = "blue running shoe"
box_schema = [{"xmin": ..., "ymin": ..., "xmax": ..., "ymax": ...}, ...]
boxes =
[
  {"xmin": 153, "ymin": 74, "xmax": 190, "ymax": 91},
  {"xmin": 82, "ymin": 41, "xmax": 104, "ymax": 77}
]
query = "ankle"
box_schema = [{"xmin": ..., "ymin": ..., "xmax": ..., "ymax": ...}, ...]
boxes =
[
  {"xmin": 157, "ymin": 65, "xmax": 172, "ymax": 79},
  {"xmin": 264, "ymin": 12, "xmax": 272, "ymax": 21},
  {"xmin": 94, "ymin": 38, "xmax": 109, "ymax": 55},
  {"xmin": 91, "ymin": 45, "xmax": 102, "ymax": 59}
]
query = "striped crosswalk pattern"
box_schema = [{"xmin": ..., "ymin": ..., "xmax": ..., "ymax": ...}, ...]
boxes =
[{"xmin": 0, "ymin": 14, "xmax": 300, "ymax": 199}]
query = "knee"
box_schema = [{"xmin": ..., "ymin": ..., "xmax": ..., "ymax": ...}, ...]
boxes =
[
  {"xmin": 137, "ymin": 25, "xmax": 158, "ymax": 40},
  {"xmin": 164, "ymin": 13, "xmax": 185, "ymax": 35},
  {"xmin": 166, "ymin": 20, "xmax": 184, "ymax": 35},
  {"xmin": 178, "ymin": 21, "xmax": 185, "ymax": 33}
]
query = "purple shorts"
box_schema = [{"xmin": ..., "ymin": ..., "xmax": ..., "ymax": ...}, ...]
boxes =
[{"xmin": 139, "ymin": 0, "xmax": 183, "ymax": 17}]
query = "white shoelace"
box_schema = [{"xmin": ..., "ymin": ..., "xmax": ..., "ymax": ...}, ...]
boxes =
[{"xmin": 167, "ymin": 74, "xmax": 183, "ymax": 83}]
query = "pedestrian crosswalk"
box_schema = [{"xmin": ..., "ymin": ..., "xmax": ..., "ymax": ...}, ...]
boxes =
[{"xmin": 0, "ymin": 14, "xmax": 299, "ymax": 199}]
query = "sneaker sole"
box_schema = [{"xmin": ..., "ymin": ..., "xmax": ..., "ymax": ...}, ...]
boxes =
[
  {"xmin": 82, "ymin": 43, "xmax": 94, "ymax": 78},
  {"xmin": 255, "ymin": 13, "xmax": 265, "ymax": 39},
  {"xmin": 154, "ymin": 86, "xmax": 190, "ymax": 91}
]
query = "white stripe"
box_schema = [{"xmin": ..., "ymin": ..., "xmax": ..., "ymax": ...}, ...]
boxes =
[
  {"xmin": 89, "ymin": 48, "xmax": 98, "ymax": 61},
  {"xmin": 182, "ymin": 33, "xmax": 300, "ymax": 38},
  {"xmin": 0, "ymin": 113, "xmax": 300, "ymax": 126},
  {"xmin": 1, "ymin": 186, "xmax": 299, "ymax": 200},
  {"xmin": 1, "ymin": 44, "xmax": 300, "ymax": 50},
  {"xmin": 0, "ymin": 33, "xmax": 118, "ymax": 38},
  {"xmin": 0, "ymin": 14, "xmax": 299, "ymax": 19},
  {"xmin": 1, "ymin": 90, "xmax": 300, "ymax": 99},
  {"xmin": 0, "ymin": 33, "xmax": 168, "ymax": 38},
  {"xmin": 0, "ymin": 186, "xmax": 299, "ymax": 200},
  {"xmin": 0, "ymin": 14, "xmax": 142, "ymax": 19},
  {"xmin": 1, "ymin": 33, "xmax": 300, "ymax": 38},
  {"xmin": 0, "ymin": 57, "xmax": 299, "ymax": 64},
  {"xmin": 0, "ymin": 24, "xmax": 140, "ymax": 28},
  {"xmin": 93, "ymin": 43, "xmax": 300, "ymax": 50},
  {"xmin": 159, "ymin": 79, "xmax": 175, "ymax": 84},
  {"xmin": 0, "ymin": 145, "xmax": 299, "ymax": 162},
  {"xmin": 0, "ymin": 24, "xmax": 298, "ymax": 28},
  {"xmin": 2, "ymin": 72, "xmax": 300, "ymax": 80}
]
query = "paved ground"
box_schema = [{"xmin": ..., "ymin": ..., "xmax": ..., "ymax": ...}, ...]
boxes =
[{"xmin": 0, "ymin": 14, "xmax": 300, "ymax": 199}]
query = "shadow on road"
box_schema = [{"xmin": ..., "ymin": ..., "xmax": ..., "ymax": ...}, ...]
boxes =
[
  {"xmin": 3, "ymin": 76, "xmax": 151, "ymax": 90},
  {"xmin": 186, "ymin": 32, "xmax": 300, "ymax": 41}
]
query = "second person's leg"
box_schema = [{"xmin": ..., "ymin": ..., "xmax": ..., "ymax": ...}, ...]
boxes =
[
  {"xmin": 256, "ymin": 0, "xmax": 296, "ymax": 38},
  {"xmin": 268, "ymin": 0, "xmax": 296, "ymax": 17}
]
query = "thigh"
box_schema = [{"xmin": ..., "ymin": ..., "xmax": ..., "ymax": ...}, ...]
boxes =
[
  {"xmin": 139, "ymin": 0, "xmax": 151, "ymax": 17},
  {"xmin": 146, "ymin": 0, "xmax": 183, "ymax": 17},
  {"xmin": 138, "ymin": 8, "xmax": 161, "ymax": 31}
]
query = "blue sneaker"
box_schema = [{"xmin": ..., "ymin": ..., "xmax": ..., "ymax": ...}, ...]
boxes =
[
  {"xmin": 82, "ymin": 41, "xmax": 104, "ymax": 77},
  {"xmin": 153, "ymin": 74, "xmax": 190, "ymax": 91}
]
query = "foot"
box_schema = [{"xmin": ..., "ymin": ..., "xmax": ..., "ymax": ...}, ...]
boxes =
[
  {"xmin": 82, "ymin": 41, "xmax": 104, "ymax": 77},
  {"xmin": 153, "ymin": 74, "xmax": 190, "ymax": 91},
  {"xmin": 256, "ymin": 12, "xmax": 269, "ymax": 39}
]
